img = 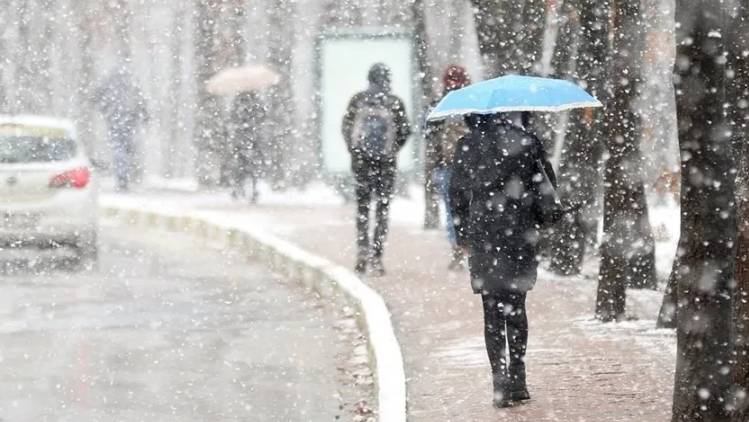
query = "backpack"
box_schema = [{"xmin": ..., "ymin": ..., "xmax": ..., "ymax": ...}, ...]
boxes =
[{"xmin": 351, "ymin": 99, "xmax": 398, "ymax": 158}]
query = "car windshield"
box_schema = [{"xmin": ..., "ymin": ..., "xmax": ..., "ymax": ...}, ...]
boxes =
[{"xmin": 0, "ymin": 135, "xmax": 76, "ymax": 163}]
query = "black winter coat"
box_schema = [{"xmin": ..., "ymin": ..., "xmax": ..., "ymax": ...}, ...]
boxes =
[{"xmin": 449, "ymin": 122, "xmax": 557, "ymax": 295}]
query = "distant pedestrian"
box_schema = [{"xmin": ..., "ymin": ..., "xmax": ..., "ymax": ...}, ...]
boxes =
[
  {"xmin": 449, "ymin": 113, "xmax": 560, "ymax": 408},
  {"xmin": 342, "ymin": 63, "xmax": 411, "ymax": 276},
  {"xmin": 228, "ymin": 91, "xmax": 266, "ymax": 202},
  {"xmin": 425, "ymin": 65, "xmax": 471, "ymax": 270},
  {"xmin": 93, "ymin": 66, "xmax": 149, "ymax": 192}
]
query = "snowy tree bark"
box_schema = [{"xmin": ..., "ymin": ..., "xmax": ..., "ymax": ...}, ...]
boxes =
[
  {"xmin": 447, "ymin": 1, "xmax": 466, "ymax": 63},
  {"xmin": 550, "ymin": 0, "xmax": 579, "ymax": 79},
  {"xmin": 595, "ymin": 0, "xmax": 657, "ymax": 321},
  {"xmin": 669, "ymin": 1, "xmax": 738, "ymax": 419},
  {"xmin": 266, "ymin": 0, "xmax": 296, "ymax": 188},
  {"xmin": 194, "ymin": 0, "xmax": 225, "ymax": 187},
  {"xmin": 549, "ymin": 0, "xmax": 609, "ymax": 276},
  {"xmin": 656, "ymin": 258, "xmax": 680, "ymax": 328},
  {"xmin": 596, "ymin": 0, "xmax": 659, "ymax": 320},
  {"xmin": 470, "ymin": 0, "xmax": 547, "ymax": 75},
  {"xmin": 165, "ymin": 5, "xmax": 189, "ymax": 178},
  {"xmin": 72, "ymin": 0, "xmax": 97, "ymax": 156},
  {"xmin": 413, "ymin": 0, "xmax": 440, "ymax": 230},
  {"xmin": 730, "ymin": 3, "xmax": 749, "ymax": 419},
  {"xmin": 14, "ymin": 0, "xmax": 38, "ymax": 113},
  {"xmin": 733, "ymin": 118, "xmax": 749, "ymax": 420}
]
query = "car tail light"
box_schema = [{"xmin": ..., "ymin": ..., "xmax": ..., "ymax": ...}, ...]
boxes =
[{"xmin": 49, "ymin": 167, "xmax": 91, "ymax": 189}]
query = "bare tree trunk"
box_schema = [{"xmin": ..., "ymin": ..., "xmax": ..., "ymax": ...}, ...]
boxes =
[
  {"xmin": 73, "ymin": 0, "xmax": 97, "ymax": 156},
  {"xmin": 549, "ymin": 0, "xmax": 609, "ymax": 276},
  {"xmin": 165, "ymin": 4, "xmax": 188, "ymax": 178},
  {"xmin": 412, "ymin": 0, "xmax": 439, "ymax": 230},
  {"xmin": 218, "ymin": 0, "xmax": 248, "ymax": 185},
  {"xmin": 470, "ymin": 0, "xmax": 546, "ymax": 75},
  {"xmin": 15, "ymin": 0, "xmax": 35, "ymax": 113},
  {"xmin": 110, "ymin": 0, "xmax": 132, "ymax": 59},
  {"xmin": 732, "ymin": 127, "xmax": 749, "ymax": 420},
  {"xmin": 0, "ymin": 0, "xmax": 10, "ymax": 111},
  {"xmin": 37, "ymin": 0, "xmax": 54, "ymax": 112},
  {"xmin": 656, "ymin": 255, "xmax": 680, "ymax": 328},
  {"xmin": 447, "ymin": 1, "xmax": 465, "ymax": 63},
  {"xmin": 193, "ymin": 0, "xmax": 225, "ymax": 187},
  {"xmin": 549, "ymin": 0, "xmax": 579, "ymax": 80},
  {"xmin": 669, "ymin": 1, "xmax": 737, "ymax": 419},
  {"xmin": 596, "ymin": 0, "xmax": 658, "ymax": 320},
  {"xmin": 266, "ymin": 0, "xmax": 296, "ymax": 189},
  {"xmin": 730, "ymin": 3, "xmax": 749, "ymax": 419},
  {"xmin": 520, "ymin": 0, "xmax": 548, "ymax": 74}
]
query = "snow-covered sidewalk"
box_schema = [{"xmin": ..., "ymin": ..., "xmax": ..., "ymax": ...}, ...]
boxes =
[{"xmin": 103, "ymin": 185, "xmax": 677, "ymax": 421}]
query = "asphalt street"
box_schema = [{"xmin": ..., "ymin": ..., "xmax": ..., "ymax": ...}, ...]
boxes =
[{"xmin": 0, "ymin": 221, "xmax": 354, "ymax": 421}]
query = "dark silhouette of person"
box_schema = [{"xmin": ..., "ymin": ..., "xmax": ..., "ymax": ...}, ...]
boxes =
[
  {"xmin": 93, "ymin": 66, "xmax": 148, "ymax": 192},
  {"xmin": 342, "ymin": 63, "xmax": 411, "ymax": 276},
  {"xmin": 450, "ymin": 113, "xmax": 559, "ymax": 408}
]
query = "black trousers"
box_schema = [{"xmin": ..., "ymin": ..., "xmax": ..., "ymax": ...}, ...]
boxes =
[
  {"xmin": 481, "ymin": 291, "xmax": 528, "ymax": 385},
  {"xmin": 352, "ymin": 158, "xmax": 396, "ymax": 260},
  {"xmin": 230, "ymin": 153, "xmax": 259, "ymax": 200}
]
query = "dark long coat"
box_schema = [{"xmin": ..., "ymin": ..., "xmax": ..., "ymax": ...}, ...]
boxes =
[
  {"xmin": 449, "ymin": 121, "xmax": 557, "ymax": 295},
  {"xmin": 229, "ymin": 92, "xmax": 266, "ymax": 176}
]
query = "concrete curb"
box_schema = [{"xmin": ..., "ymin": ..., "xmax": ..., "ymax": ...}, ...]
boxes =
[{"xmin": 100, "ymin": 200, "xmax": 407, "ymax": 422}]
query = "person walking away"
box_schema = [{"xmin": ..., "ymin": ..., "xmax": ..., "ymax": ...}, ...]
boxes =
[
  {"xmin": 93, "ymin": 66, "xmax": 149, "ymax": 192},
  {"xmin": 425, "ymin": 65, "xmax": 471, "ymax": 270},
  {"xmin": 342, "ymin": 63, "xmax": 411, "ymax": 276},
  {"xmin": 449, "ymin": 113, "xmax": 560, "ymax": 408},
  {"xmin": 228, "ymin": 91, "xmax": 266, "ymax": 202}
]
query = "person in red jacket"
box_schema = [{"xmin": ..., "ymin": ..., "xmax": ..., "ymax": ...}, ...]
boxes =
[{"xmin": 425, "ymin": 65, "xmax": 472, "ymax": 270}]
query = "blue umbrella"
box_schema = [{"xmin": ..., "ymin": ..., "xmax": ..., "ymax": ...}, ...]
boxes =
[{"xmin": 427, "ymin": 75, "xmax": 602, "ymax": 121}]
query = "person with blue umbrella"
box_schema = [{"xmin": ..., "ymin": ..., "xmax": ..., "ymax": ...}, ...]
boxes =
[{"xmin": 432, "ymin": 75, "xmax": 601, "ymax": 408}]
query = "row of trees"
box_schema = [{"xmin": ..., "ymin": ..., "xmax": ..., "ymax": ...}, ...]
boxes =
[
  {"xmin": 2, "ymin": 0, "xmax": 746, "ymax": 418},
  {"xmin": 445, "ymin": 0, "xmax": 748, "ymax": 420},
  {"xmin": 460, "ymin": 0, "xmax": 658, "ymax": 319},
  {"xmin": 0, "ymin": 0, "xmax": 474, "ymax": 187}
]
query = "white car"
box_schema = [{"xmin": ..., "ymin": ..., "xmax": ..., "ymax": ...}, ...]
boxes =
[{"xmin": 0, "ymin": 115, "xmax": 98, "ymax": 264}]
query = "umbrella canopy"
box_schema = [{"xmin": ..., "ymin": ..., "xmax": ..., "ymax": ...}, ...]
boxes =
[
  {"xmin": 205, "ymin": 64, "xmax": 280, "ymax": 96},
  {"xmin": 427, "ymin": 75, "xmax": 602, "ymax": 121}
]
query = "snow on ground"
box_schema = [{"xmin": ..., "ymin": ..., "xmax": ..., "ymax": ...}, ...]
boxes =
[
  {"xmin": 114, "ymin": 177, "xmax": 683, "ymax": 291},
  {"xmin": 110, "ymin": 178, "xmax": 682, "ymax": 323}
]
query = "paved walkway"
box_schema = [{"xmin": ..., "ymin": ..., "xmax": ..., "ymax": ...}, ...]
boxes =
[{"xmin": 129, "ymin": 192, "xmax": 677, "ymax": 421}]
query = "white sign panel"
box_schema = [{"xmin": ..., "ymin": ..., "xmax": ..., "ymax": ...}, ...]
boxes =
[{"xmin": 319, "ymin": 35, "xmax": 416, "ymax": 173}]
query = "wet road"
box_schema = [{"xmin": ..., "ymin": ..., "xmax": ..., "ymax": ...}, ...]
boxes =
[{"xmin": 0, "ymin": 222, "xmax": 350, "ymax": 421}]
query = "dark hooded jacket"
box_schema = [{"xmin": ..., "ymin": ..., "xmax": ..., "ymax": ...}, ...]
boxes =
[
  {"xmin": 449, "ymin": 118, "xmax": 557, "ymax": 294},
  {"xmin": 342, "ymin": 64, "xmax": 411, "ymax": 163}
]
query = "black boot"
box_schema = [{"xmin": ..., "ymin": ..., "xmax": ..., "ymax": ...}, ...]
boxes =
[
  {"xmin": 354, "ymin": 258, "xmax": 367, "ymax": 275},
  {"xmin": 370, "ymin": 255, "xmax": 386, "ymax": 277},
  {"xmin": 492, "ymin": 373, "xmax": 512, "ymax": 408},
  {"xmin": 508, "ymin": 363, "xmax": 530, "ymax": 401},
  {"xmin": 354, "ymin": 250, "xmax": 368, "ymax": 275}
]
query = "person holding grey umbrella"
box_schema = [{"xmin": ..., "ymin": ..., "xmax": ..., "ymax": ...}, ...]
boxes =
[{"xmin": 228, "ymin": 91, "xmax": 267, "ymax": 202}]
